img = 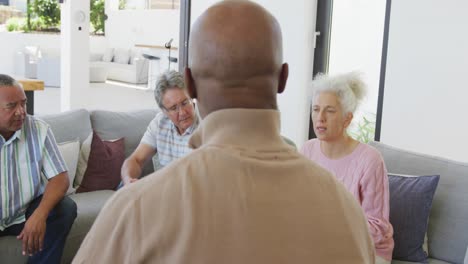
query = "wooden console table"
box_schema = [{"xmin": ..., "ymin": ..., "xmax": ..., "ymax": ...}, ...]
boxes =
[{"xmin": 17, "ymin": 78, "xmax": 44, "ymax": 115}]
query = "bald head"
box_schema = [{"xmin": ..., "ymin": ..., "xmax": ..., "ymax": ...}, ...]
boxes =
[{"xmin": 186, "ymin": 0, "xmax": 288, "ymax": 118}]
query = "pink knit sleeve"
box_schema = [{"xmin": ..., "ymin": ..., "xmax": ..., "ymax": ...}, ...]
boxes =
[{"xmin": 359, "ymin": 153, "xmax": 394, "ymax": 259}]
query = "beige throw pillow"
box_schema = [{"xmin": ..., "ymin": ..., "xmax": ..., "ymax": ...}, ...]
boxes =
[
  {"xmin": 74, "ymin": 133, "xmax": 93, "ymax": 188},
  {"xmin": 58, "ymin": 140, "xmax": 80, "ymax": 195},
  {"xmin": 102, "ymin": 48, "xmax": 114, "ymax": 62},
  {"xmin": 40, "ymin": 140, "xmax": 80, "ymax": 195}
]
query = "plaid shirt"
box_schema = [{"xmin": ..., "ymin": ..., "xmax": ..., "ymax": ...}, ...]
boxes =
[
  {"xmin": 0, "ymin": 115, "xmax": 67, "ymax": 230},
  {"xmin": 141, "ymin": 112, "xmax": 199, "ymax": 170}
]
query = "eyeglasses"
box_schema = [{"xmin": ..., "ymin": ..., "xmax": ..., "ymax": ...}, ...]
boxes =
[{"xmin": 163, "ymin": 99, "xmax": 193, "ymax": 114}]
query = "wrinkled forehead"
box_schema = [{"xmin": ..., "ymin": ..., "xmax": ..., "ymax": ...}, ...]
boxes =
[{"xmin": 0, "ymin": 85, "xmax": 26, "ymax": 102}]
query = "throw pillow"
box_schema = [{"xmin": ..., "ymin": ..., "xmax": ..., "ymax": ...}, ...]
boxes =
[
  {"xmin": 102, "ymin": 48, "xmax": 114, "ymax": 62},
  {"xmin": 74, "ymin": 133, "xmax": 93, "ymax": 188},
  {"xmin": 389, "ymin": 174, "xmax": 440, "ymax": 262},
  {"xmin": 76, "ymin": 131, "xmax": 125, "ymax": 193},
  {"xmin": 57, "ymin": 140, "xmax": 80, "ymax": 195},
  {"xmin": 113, "ymin": 48, "xmax": 130, "ymax": 64}
]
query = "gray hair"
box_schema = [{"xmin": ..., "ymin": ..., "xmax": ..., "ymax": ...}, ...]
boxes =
[
  {"xmin": 154, "ymin": 70, "xmax": 186, "ymax": 109},
  {"xmin": 311, "ymin": 71, "xmax": 367, "ymax": 115},
  {"xmin": 0, "ymin": 74, "xmax": 22, "ymax": 89}
]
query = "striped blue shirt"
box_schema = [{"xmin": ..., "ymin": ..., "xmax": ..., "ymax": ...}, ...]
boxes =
[
  {"xmin": 0, "ymin": 115, "xmax": 67, "ymax": 231},
  {"xmin": 141, "ymin": 112, "xmax": 199, "ymax": 170}
]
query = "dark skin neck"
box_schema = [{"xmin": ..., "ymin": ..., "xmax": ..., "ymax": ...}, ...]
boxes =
[
  {"xmin": 0, "ymin": 131, "xmax": 15, "ymax": 141},
  {"xmin": 186, "ymin": 64, "xmax": 288, "ymax": 118}
]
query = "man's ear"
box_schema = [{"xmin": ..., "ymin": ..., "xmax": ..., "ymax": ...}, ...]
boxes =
[
  {"xmin": 278, "ymin": 63, "xmax": 289, "ymax": 94},
  {"xmin": 185, "ymin": 67, "xmax": 197, "ymax": 99}
]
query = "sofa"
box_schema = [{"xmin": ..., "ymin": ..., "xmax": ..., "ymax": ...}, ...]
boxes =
[
  {"xmin": 0, "ymin": 108, "xmax": 158, "ymax": 263},
  {"xmin": 90, "ymin": 48, "xmax": 149, "ymax": 84},
  {"xmin": 369, "ymin": 141, "xmax": 468, "ymax": 264}
]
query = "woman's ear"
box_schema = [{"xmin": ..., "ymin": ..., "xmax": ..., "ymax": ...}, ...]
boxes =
[
  {"xmin": 344, "ymin": 112, "xmax": 353, "ymax": 128},
  {"xmin": 185, "ymin": 67, "xmax": 197, "ymax": 99}
]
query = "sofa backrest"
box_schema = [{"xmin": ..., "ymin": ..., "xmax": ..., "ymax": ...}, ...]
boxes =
[
  {"xmin": 38, "ymin": 109, "xmax": 92, "ymax": 144},
  {"xmin": 90, "ymin": 109, "xmax": 158, "ymax": 176},
  {"xmin": 38, "ymin": 108, "xmax": 158, "ymax": 177},
  {"xmin": 369, "ymin": 141, "xmax": 468, "ymax": 264}
]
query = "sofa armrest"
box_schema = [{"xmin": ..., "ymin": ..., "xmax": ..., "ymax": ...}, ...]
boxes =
[
  {"xmin": 133, "ymin": 58, "xmax": 149, "ymax": 83},
  {"xmin": 133, "ymin": 57, "xmax": 149, "ymax": 71}
]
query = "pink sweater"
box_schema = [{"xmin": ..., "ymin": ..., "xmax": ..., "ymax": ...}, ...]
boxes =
[{"xmin": 301, "ymin": 139, "xmax": 394, "ymax": 260}]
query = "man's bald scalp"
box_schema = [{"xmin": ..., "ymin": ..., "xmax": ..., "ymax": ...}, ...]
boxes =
[{"xmin": 189, "ymin": 0, "xmax": 283, "ymax": 81}]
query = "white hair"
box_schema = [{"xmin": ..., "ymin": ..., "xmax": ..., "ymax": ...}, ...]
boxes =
[{"xmin": 311, "ymin": 71, "xmax": 367, "ymax": 115}]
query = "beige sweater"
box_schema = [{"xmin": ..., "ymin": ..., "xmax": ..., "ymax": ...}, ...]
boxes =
[{"xmin": 73, "ymin": 109, "xmax": 375, "ymax": 264}]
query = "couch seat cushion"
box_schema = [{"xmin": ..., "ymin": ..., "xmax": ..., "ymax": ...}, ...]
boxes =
[{"xmin": 61, "ymin": 190, "xmax": 115, "ymax": 263}]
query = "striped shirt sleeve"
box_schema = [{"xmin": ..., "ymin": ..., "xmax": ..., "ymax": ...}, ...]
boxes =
[{"xmin": 41, "ymin": 127, "xmax": 67, "ymax": 179}]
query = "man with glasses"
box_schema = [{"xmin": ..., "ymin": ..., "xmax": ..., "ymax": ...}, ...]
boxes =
[{"xmin": 121, "ymin": 70, "xmax": 199, "ymax": 185}]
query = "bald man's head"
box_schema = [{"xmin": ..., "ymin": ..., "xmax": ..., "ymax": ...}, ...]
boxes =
[{"xmin": 186, "ymin": 0, "xmax": 288, "ymax": 118}]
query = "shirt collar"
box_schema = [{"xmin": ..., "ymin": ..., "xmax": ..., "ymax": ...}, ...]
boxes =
[
  {"xmin": 189, "ymin": 108, "xmax": 288, "ymax": 150},
  {"xmin": 0, "ymin": 129, "xmax": 22, "ymax": 146}
]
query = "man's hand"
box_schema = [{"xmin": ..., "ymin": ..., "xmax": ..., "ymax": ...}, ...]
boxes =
[
  {"xmin": 121, "ymin": 143, "xmax": 156, "ymax": 186},
  {"xmin": 17, "ymin": 211, "xmax": 47, "ymax": 256},
  {"xmin": 123, "ymin": 176, "xmax": 139, "ymax": 186}
]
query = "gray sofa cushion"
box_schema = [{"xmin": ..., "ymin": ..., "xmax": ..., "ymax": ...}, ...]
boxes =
[
  {"xmin": 61, "ymin": 190, "xmax": 115, "ymax": 263},
  {"xmin": 38, "ymin": 109, "xmax": 92, "ymax": 144},
  {"xmin": 370, "ymin": 141, "xmax": 468, "ymax": 264},
  {"xmin": 90, "ymin": 109, "xmax": 158, "ymax": 176}
]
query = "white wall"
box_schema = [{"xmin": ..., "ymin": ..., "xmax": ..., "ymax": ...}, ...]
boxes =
[
  {"xmin": 105, "ymin": 9, "xmax": 179, "ymax": 51},
  {"xmin": 191, "ymin": 0, "xmax": 317, "ymax": 147},
  {"xmin": 381, "ymin": 0, "xmax": 468, "ymax": 162}
]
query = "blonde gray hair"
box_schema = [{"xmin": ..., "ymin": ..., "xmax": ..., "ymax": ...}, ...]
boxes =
[
  {"xmin": 311, "ymin": 71, "xmax": 367, "ymax": 115},
  {"xmin": 154, "ymin": 70, "xmax": 186, "ymax": 109}
]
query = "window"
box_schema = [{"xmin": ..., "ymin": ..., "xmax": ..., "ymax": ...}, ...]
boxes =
[
  {"xmin": 119, "ymin": 0, "xmax": 180, "ymax": 10},
  {"xmin": 149, "ymin": 0, "xmax": 179, "ymax": 9},
  {"xmin": 0, "ymin": 1, "xmax": 26, "ymax": 32}
]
